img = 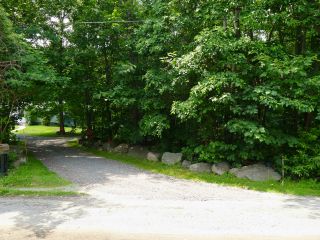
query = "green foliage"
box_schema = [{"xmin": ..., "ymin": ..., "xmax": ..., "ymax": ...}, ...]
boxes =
[
  {"xmin": 2, "ymin": 0, "xmax": 320, "ymax": 179},
  {"xmin": 139, "ymin": 114, "xmax": 170, "ymax": 137},
  {"xmin": 194, "ymin": 141, "xmax": 238, "ymax": 163},
  {"xmin": 282, "ymin": 129, "xmax": 320, "ymax": 179},
  {"xmin": 165, "ymin": 1, "xmax": 320, "ymax": 178},
  {"xmin": 25, "ymin": 109, "xmax": 40, "ymax": 125},
  {"xmin": 0, "ymin": 4, "xmax": 62, "ymax": 143}
]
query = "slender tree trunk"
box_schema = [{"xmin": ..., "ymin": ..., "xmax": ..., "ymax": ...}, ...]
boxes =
[
  {"xmin": 86, "ymin": 108, "xmax": 93, "ymax": 132},
  {"xmin": 0, "ymin": 124, "xmax": 3, "ymax": 144},
  {"xmin": 57, "ymin": 15, "xmax": 66, "ymax": 134},
  {"xmin": 311, "ymin": 26, "xmax": 320, "ymax": 73},
  {"xmin": 304, "ymin": 112, "xmax": 313, "ymax": 131},
  {"xmin": 223, "ymin": 16, "xmax": 227, "ymax": 31},
  {"xmin": 248, "ymin": 29, "xmax": 254, "ymax": 41},
  {"xmin": 234, "ymin": 7, "xmax": 241, "ymax": 38},
  {"xmin": 278, "ymin": 28, "xmax": 284, "ymax": 44},
  {"xmin": 267, "ymin": 25, "xmax": 275, "ymax": 42},
  {"xmin": 58, "ymin": 99, "xmax": 65, "ymax": 134},
  {"xmin": 294, "ymin": 24, "xmax": 310, "ymax": 130},
  {"xmin": 295, "ymin": 26, "xmax": 306, "ymax": 55},
  {"xmin": 85, "ymin": 88, "xmax": 94, "ymax": 141},
  {"xmin": 103, "ymin": 45, "xmax": 113, "ymax": 141}
]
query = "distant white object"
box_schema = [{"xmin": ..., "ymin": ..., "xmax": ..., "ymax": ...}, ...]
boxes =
[{"xmin": 17, "ymin": 117, "xmax": 27, "ymax": 125}]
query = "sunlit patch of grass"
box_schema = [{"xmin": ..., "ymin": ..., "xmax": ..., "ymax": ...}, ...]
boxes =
[{"xmin": 14, "ymin": 125, "xmax": 81, "ymax": 137}]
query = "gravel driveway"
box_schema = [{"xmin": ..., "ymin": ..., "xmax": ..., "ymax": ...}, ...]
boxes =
[{"xmin": 0, "ymin": 137, "xmax": 319, "ymax": 240}]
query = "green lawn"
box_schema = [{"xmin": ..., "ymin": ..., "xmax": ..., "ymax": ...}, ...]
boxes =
[
  {"xmin": 14, "ymin": 125, "xmax": 81, "ymax": 137},
  {"xmin": 68, "ymin": 139, "xmax": 320, "ymax": 197},
  {"xmin": 0, "ymin": 153, "xmax": 77, "ymax": 196}
]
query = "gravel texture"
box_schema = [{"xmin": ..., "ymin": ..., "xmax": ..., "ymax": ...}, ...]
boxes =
[{"xmin": 0, "ymin": 137, "xmax": 320, "ymax": 240}]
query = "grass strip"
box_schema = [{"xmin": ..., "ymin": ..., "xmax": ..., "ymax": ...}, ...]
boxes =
[
  {"xmin": 0, "ymin": 188, "xmax": 78, "ymax": 197},
  {"xmin": 0, "ymin": 154, "xmax": 71, "ymax": 188},
  {"xmin": 0, "ymin": 153, "xmax": 78, "ymax": 196},
  {"xmin": 68, "ymin": 140, "xmax": 320, "ymax": 197}
]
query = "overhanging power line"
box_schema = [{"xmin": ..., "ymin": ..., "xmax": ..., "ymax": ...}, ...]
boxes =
[{"xmin": 77, "ymin": 20, "xmax": 145, "ymax": 24}]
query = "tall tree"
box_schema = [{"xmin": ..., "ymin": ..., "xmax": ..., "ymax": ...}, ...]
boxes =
[{"xmin": 0, "ymin": 5, "xmax": 60, "ymax": 142}]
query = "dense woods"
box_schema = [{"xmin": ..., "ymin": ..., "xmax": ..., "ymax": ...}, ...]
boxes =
[{"xmin": 1, "ymin": 0, "xmax": 320, "ymax": 179}]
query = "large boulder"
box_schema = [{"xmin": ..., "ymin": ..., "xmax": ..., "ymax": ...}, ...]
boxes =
[
  {"xmin": 229, "ymin": 163, "xmax": 281, "ymax": 181},
  {"xmin": 113, "ymin": 144, "xmax": 129, "ymax": 154},
  {"xmin": 147, "ymin": 152, "xmax": 160, "ymax": 162},
  {"xmin": 102, "ymin": 142, "xmax": 113, "ymax": 152},
  {"xmin": 128, "ymin": 146, "xmax": 149, "ymax": 159},
  {"xmin": 189, "ymin": 163, "xmax": 212, "ymax": 173},
  {"xmin": 181, "ymin": 160, "xmax": 191, "ymax": 168},
  {"xmin": 93, "ymin": 141, "xmax": 102, "ymax": 149},
  {"xmin": 229, "ymin": 168, "xmax": 240, "ymax": 175},
  {"xmin": 161, "ymin": 152, "xmax": 182, "ymax": 165},
  {"xmin": 212, "ymin": 162, "xmax": 230, "ymax": 175}
]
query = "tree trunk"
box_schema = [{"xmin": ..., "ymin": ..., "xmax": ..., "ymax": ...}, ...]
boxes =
[
  {"xmin": 103, "ymin": 45, "xmax": 113, "ymax": 141},
  {"xmin": 58, "ymin": 99, "xmax": 65, "ymax": 134},
  {"xmin": 223, "ymin": 16, "xmax": 227, "ymax": 31},
  {"xmin": 57, "ymin": 15, "xmax": 66, "ymax": 135},
  {"xmin": 85, "ymin": 89, "xmax": 94, "ymax": 141},
  {"xmin": 311, "ymin": 26, "xmax": 320, "ymax": 74},
  {"xmin": 295, "ymin": 26, "xmax": 306, "ymax": 55},
  {"xmin": 86, "ymin": 111, "xmax": 93, "ymax": 142},
  {"xmin": 304, "ymin": 112, "xmax": 313, "ymax": 131},
  {"xmin": 234, "ymin": 7, "xmax": 241, "ymax": 39}
]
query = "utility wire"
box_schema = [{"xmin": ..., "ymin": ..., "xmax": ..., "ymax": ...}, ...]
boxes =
[{"xmin": 77, "ymin": 20, "xmax": 145, "ymax": 24}]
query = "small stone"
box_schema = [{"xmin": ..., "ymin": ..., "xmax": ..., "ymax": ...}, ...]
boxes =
[
  {"xmin": 189, "ymin": 163, "xmax": 212, "ymax": 173},
  {"xmin": 161, "ymin": 152, "xmax": 182, "ymax": 165},
  {"xmin": 147, "ymin": 152, "xmax": 160, "ymax": 162},
  {"xmin": 212, "ymin": 162, "xmax": 230, "ymax": 175},
  {"xmin": 181, "ymin": 160, "xmax": 191, "ymax": 168}
]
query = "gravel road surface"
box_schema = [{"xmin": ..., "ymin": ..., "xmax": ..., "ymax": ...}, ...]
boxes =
[{"xmin": 0, "ymin": 137, "xmax": 319, "ymax": 240}]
